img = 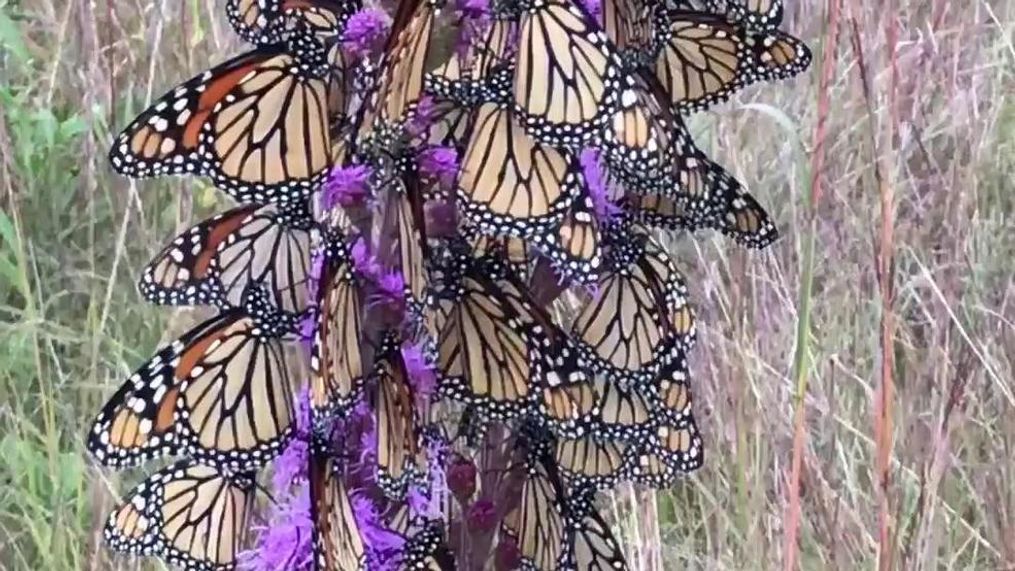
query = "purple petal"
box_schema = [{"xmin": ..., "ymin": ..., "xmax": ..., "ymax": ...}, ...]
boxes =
[
  {"xmin": 351, "ymin": 237, "xmax": 381, "ymax": 279},
  {"xmin": 342, "ymin": 9, "xmax": 391, "ymax": 59},
  {"xmin": 580, "ymin": 148, "xmax": 621, "ymax": 221},
  {"xmin": 240, "ymin": 487, "xmax": 314, "ymax": 571},
  {"xmin": 417, "ymin": 146, "xmax": 459, "ymax": 188},
  {"xmin": 323, "ymin": 164, "xmax": 372, "ymax": 210}
]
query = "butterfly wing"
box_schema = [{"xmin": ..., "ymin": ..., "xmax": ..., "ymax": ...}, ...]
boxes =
[
  {"xmin": 104, "ymin": 460, "xmax": 255, "ymax": 570},
  {"xmin": 108, "ymin": 36, "xmax": 331, "ymax": 205},
  {"xmin": 88, "ymin": 304, "xmax": 304, "ymax": 471},
  {"xmin": 310, "ymin": 444, "xmax": 367, "ymax": 571},
  {"xmin": 513, "ymin": 0, "xmax": 625, "ymax": 145},
  {"xmin": 139, "ymin": 202, "xmax": 313, "ymax": 314}
]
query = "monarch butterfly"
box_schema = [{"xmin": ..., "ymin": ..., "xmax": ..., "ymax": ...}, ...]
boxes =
[
  {"xmin": 678, "ymin": 159, "xmax": 779, "ymax": 248},
  {"xmin": 139, "ymin": 202, "xmax": 314, "ymax": 315},
  {"xmin": 104, "ymin": 460, "xmax": 255, "ymax": 571},
  {"xmin": 540, "ymin": 377, "xmax": 657, "ymax": 440},
  {"xmin": 225, "ymin": 0, "xmax": 359, "ymax": 45},
  {"xmin": 513, "ymin": 0, "xmax": 626, "ymax": 146},
  {"xmin": 692, "ymin": 0, "xmax": 784, "ymax": 31},
  {"xmin": 599, "ymin": 0, "xmax": 658, "ymax": 61},
  {"xmin": 415, "ymin": 97, "xmax": 473, "ymax": 152},
  {"xmin": 652, "ymin": 9, "xmax": 810, "ymax": 114},
  {"xmin": 466, "ymin": 229, "xmax": 534, "ymax": 284},
  {"xmin": 398, "ymin": 521, "xmax": 458, "ymax": 570},
  {"xmin": 457, "ymin": 103, "xmax": 580, "ymax": 238},
  {"xmin": 598, "ymin": 74, "xmax": 683, "ymax": 192},
  {"xmin": 87, "ymin": 286, "xmax": 306, "ymax": 471},
  {"xmin": 554, "ymin": 432, "xmax": 632, "ymax": 490},
  {"xmin": 354, "ymin": 0, "xmax": 439, "ymax": 145},
  {"xmin": 561, "ymin": 495, "xmax": 629, "ymax": 570},
  {"xmin": 501, "ymin": 435, "xmax": 568, "ymax": 570},
  {"xmin": 503, "ymin": 426, "xmax": 630, "ymax": 570},
  {"xmin": 371, "ymin": 334, "xmax": 429, "ymax": 498},
  {"xmin": 385, "ymin": 175, "xmax": 432, "ymax": 320},
  {"xmin": 424, "ymin": 19, "xmax": 515, "ymax": 105},
  {"xmin": 626, "ymin": 418, "xmax": 704, "ymax": 486},
  {"xmin": 325, "ymin": 36, "xmax": 354, "ymax": 124},
  {"xmin": 311, "ymin": 230, "xmax": 369, "ymax": 426},
  {"xmin": 432, "ymin": 247, "xmax": 587, "ymax": 420},
  {"xmin": 532, "ymin": 194, "xmax": 603, "ymax": 285},
  {"xmin": 309, "ymin": 440, "xmax": 367, "ymax": 571},
  {"xmin": 602, "ymin": 74, "xmax": 780, "ymax": 249},
  {"xmin": 570, "ymin": 226, "xmax": 694, "ymax": 385},
  {"xmin": 654, "ymin": 355, "xmax": 696, "ymax": 425},
  {"xmin": 108, "ymin": 29, "xmax": 332, "ymax": 206}
]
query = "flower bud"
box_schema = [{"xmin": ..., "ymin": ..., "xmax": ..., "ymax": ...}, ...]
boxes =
[
  {"xmin": 446, "ymin": 454, "xmax": 477, "ymax": 500},
  {"xmin": 466, "ymin": 498, "xmax": 497, "ymax": 532}
]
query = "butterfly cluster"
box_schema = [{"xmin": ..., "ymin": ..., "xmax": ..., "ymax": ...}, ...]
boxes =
[{"xmin": 89, "ymin": 0, "xmax": 809, "ymax": 569}]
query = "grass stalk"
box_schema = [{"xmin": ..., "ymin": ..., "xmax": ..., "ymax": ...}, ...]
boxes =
[{"xmin": 782, "ymin": 0, "xmax": 841, "ymax": 569}]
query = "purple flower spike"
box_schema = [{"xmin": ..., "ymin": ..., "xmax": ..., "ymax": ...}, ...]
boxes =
[
  {"xmin": 342, "ymin": 9, "xmax": 391, "ymax": 59},
  {"xmin": 241, "ymin": 487, "xmax": 313, "ymax": 571},
  {"xmin": 323, "ymin": 164, "xmax": 372, "ymax": 210},
  {"xmin": 580, "ymin": 148, "xmax": 621, "ymax": 221},
  {"xmin": 417, "ymin": 146, "xmax": 459, "ymax": 189}
]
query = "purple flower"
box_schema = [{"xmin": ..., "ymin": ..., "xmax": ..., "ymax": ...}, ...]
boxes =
[
  {"xmin": 406, "ymin": 96, "xmax": 438, "ymax": 139},
  {"xmin": 417, "ymin": 146, "xmax": 459, "ymax": 188},
  {"xmin": 371, "ymin": 271, "xmax": 407, "ymax": 316},
  {"xmin": 241, "ymin": 487, "xmax": 313, "ymax": 571},
  {"xmin": 407, "ymin": 487, "xmax": 431, "ymax": 518},
  {"xmin": 352, "ymin": 493, "xmax": 406, "ymax": 568},
  {"xmin": 351, "ymin": 237, "xmax": 381, "ymax": 279},
  {"xmin": 454, "ymin": 0, "xmax": 491, "ymax": 58},
  {"xmin": 457, "ymin": 0, "xmax": 489, "ymax": 19},
  {"xmin": 342, "ymin": 9, "xmax": 391, "ymax": 59},
  {"xmin": 400, "ymin": 342, "xmax": 436, "ymax": 406},
  {"xmin": 578, "ymin": 0, "xmax": 602, "ymax": 20},
  {"xmin": 272, "ymin": 438, "xmax": 309, "ymax": 492},
  {"xmin": 297, "ymin": 310, "xmax": 317, "ymax": 348},
  {"xmin": 323, "ymin": 164, "xmax": 372, "ymax": 209},
  {"xmin": 580, "ymin": 148, "xmax": 621, "ymax": 221}
]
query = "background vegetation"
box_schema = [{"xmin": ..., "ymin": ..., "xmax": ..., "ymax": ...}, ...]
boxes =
[{"xmin": 0, "ymin": 0, "xmax": 1012, "ymax": 568}]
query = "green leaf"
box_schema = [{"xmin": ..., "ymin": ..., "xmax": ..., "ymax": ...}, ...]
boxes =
[{"xmin": 0, "ymin": 6, "xmax": 28, "ymax": 64}]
